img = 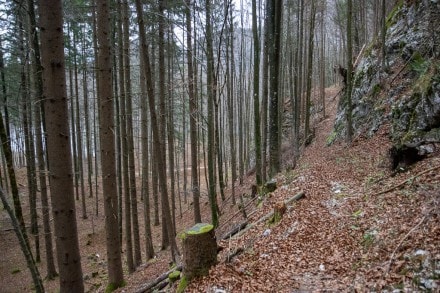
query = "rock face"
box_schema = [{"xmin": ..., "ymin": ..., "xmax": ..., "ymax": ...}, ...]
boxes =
[{"xmin": 332, "ymin": 1, "xmax": 440, "ymax": 155}]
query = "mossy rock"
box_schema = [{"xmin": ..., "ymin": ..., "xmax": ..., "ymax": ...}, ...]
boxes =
[{"xmin": 264, "ymin": 180, "xmax": 277, "ymax": 193}]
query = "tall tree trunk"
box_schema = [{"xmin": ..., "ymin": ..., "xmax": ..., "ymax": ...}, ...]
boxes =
[
  {"xmin": 96, "ymin": 0, "xmax": 125, "ymax": 287},
  {"xmin": 122, "ymin": 0, "xmax": 142, "ymax": 267},
  {"xmin": 39, "ymin": 0, "xmax": 85, "ymax": 289},
  {"xmin": 227, "ymin": 2, "xmax": 237, "ymax": 204},
  {"xmin": 0, "ymin": 19, "xmax": 28, "ymax": 254},
  {"xmin": 294, "ymin": 0, "xmax": 304, "ymax": 159},
  {"xmin": 186, "ymin": 0, "xmax": 202, "ymax": 222},
  {"xmin": 167, "ymin": 23, "xmax": 177, "ymax": 234},
  {"xmin": 81, "ymin": 36, "xmax": 94, "ymax": 203},
  {"xmin": 205, "ymin": 0, "xmax": 219, "ymax": 227},
  {"xmin": 73, "ymin": 46, "xmax": 87, "ymax": 220},
  {"xmin": 135, "ymin": 0, "xmax": 179, "ymax": 262},
  {"xmin": 28, "ymin": 1, "xmax": 58, "ymax": 271},
  {"xmin": 139, "ymin": 59, "xmax": 154, "ymax": 260},
  {"xmin": 116, "ymin": 0, "xmax": 134, "ymax": 272},
  {"xmin": 268, "ymin": 0, "xmax": 283, "ymax": 177},
  {"xmin": 158, "ymin": 0, "xmax": 171, "ymax": 249},
  {"xmin": 92, "ymin": 0, "xmax": 101, "ymax": 217},
  {"xmin": 0, "ymin": 36, "xmax": 10, "ymax": 192},
  {"xmin": 252, "ymin": 0, "xmax": 262, "ymax": 186},
  {"xmin": 20, "ymin": 9, "xmax": 40, "ymax": 262},
  {"xmin": 261, "ymin": 0, "xmax": 270, "ymax": 182},
  {"xmin": 346, "ymin": 0, "xmax": 353, "ymax": 143},
  {"xmin": 319, "ymin": 3, "xmax": 326, "ymax": 119},
  {"xmin": 304, "ymin": 0, "xmax": 316, "ymax": 139}
]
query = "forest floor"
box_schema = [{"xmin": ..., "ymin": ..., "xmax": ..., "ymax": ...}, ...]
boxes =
[{"xmin": 1, "ymin": 85, "xmax": 439, "ymax": 292}]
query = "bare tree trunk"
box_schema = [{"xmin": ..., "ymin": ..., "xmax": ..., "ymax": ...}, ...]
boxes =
[
  {"xmin": 261, "ymin": 0, "xmax": 270, "ymax": 182},
  {"xmin": 116, "ymin": 0, "xmax": 134, "ymax": 272},
  {"xmin": 39, "ymin": 0, "xmax": 84, "ymax": 288},
  {"xmin": 305, "ymin": 0, "xmax": 316, "ymax": 139},
  {"xmin": 346, "ymin": 0, "xmax": 353, "ymax": 143},
  {"xmin": 135, "ymin": 0, "xmax": 179, "ymax": 262},
  {"xmin": 20, "ymin": 9, "xmax": 40, "ymax": 262},
  {"xmin": 294, "ymin": 0, "xmax": 304, "ymax": 159},
  {"xmin": 252, "ymin": 0, "xmax": 262, "ymax": 186},
  {"xmin": 96, "ymin": 0, "xmax": 125, "ymax": 286},
  {"xmin": 167, "ymin": 22, "xmax": 177, "ymax": 234},
  {"xmin": 28, "ymin": 12, "xmax": 58, "ymax": 272},
  {"xmin": 205, "ymin": 0, "xmax": 219, "ymax": 227},
  {"xmin": 122, "ymin": 0, "xmax": 142, "ymax": 267},
  {"xmin": 227, "ymin": 2, "xmax": 237, "ymax": 204},
  {"xmin": 158, "ymin": 0, "xmax": 170, "ymax": 249},
  {"xmin": 73, "ymin": 45, "xmax": 87, "ymax": 220},
  {"xmin": 140, "ymin": 59, "xmax": 154, "ymax": 260},
  {"xmin": 185, "ymin": 0, "xmax": 202, "ymax": 222},
  {"xmin": 268, "ymin": 0, "xmax": 283, "ymax": 177}
]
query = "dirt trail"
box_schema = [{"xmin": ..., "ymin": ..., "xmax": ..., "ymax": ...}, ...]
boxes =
[{"xmin": 185, "ymin": 86, "xmax": 440, "ymax": 291}]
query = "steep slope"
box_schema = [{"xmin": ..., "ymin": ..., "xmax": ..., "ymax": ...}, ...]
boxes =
[{"xmin": 186, "ymin": 86, "xmax": 439, "ymax": 292}]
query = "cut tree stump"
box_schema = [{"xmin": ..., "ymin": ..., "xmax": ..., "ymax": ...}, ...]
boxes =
[
  {"xmin": 233, "ymin": 191, "xmax": 305, "ymax": 238},
  {"xmin": 182, "ymin": 223, "xmax": 218, "ymax": 280}
]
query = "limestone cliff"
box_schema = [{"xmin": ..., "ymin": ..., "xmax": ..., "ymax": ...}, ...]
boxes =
[{"xmin": 331, "ymin": 0, "xmax": 440, "ymax": 156}]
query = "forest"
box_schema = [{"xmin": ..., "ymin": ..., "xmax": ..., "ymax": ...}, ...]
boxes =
[{"xmin": 0, "ymin": 0, "xmax": 439, "ymax": 292}]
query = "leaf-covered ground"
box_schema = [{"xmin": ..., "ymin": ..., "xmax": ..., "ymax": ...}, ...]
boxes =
[
  {"xmin": 183, "ymin": 87, "xmax": 440, "ymax": 292},
  {"xmin": 1, "ymin": 86, "xmax": 438, "ymax": 292}
]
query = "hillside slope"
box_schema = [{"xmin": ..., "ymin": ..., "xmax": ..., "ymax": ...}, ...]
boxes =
[{"xmin": 185, "ymin": 85, "xmax": 439, "ymax": 291}]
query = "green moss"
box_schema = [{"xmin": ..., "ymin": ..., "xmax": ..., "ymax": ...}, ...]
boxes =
[
  {"xmin": 326, "ymin": 130, "xmax": 337, "ymax": 146},
  {"xmin": 410, "ymin": 52, "xmax": 429, "ymax": 75},
  {"xmin": 363, "ymin": 37, "xmax": 377, "ymax": 58},
  {"xmin": 268, "ymin": 212, "xmax": 283, "ymax": 225},
  {"xmin": 105, "ymin": 280, "xmax": 126, "ymax": 293},
  {"xmin": 176, "ymin": 275, "xmax": 188, "ymax": 293},
  {"xmin": 186, "ymin": 223, "xmax": 214, "ymax": 235},
  {"xmin": 413, "ymin": 61, "xmax": 439, "ymax": 96},
  {"xmin": 11, "ymin": 268, "xmax": 21, "ymax": 274},
  {"xmin": 168, "ymin": 270, "xmax": 181, "ymax": 282},
  {"xmin": 386, "ymin": 0, "xmax": 404, "ymax": 29},
  {"xmin": 371, "ymin": 83, "xmax": 382, "ymax": 98}
]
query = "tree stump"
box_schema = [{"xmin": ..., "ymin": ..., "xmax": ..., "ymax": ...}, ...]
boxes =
[
  {"xmin": 269, "ymin": 201, "xmax": 286, "ymax": 224},
  {"xmin": 182, "ymin": 223, "xmax": 218, "ymax": 280}
]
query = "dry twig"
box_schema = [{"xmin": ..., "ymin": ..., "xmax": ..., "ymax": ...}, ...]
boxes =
[{"xmin": 375, "ymin": 165, "xmax": 440, "ymax": 196}]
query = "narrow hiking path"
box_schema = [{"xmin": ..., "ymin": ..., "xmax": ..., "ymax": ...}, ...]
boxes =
[{"xmin": 183, "ymin": 86, "xmax": 440, "ymax": 292}]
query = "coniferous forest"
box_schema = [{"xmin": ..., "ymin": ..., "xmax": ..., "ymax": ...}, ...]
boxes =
[{"xmin": 0, "ymin": 0, "xmax": 439, "ymax": 292}]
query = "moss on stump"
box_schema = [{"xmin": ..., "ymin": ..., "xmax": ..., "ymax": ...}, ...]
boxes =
[{"xmin": 182, "ymin": 223, "xmax": 218, "ymax": 280}]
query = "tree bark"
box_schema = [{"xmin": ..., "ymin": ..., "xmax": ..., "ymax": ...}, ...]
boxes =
[
  {"xmin": 185, "ymin": 0, "xmax": 202, "ymax": 223},
  {"xmin": 346, "ymin": 0, "xmax": 354, "ymax": 143},
  {"xmin": 135, "ymin": 0, "xmax": 179, "ymax": 262},
  {"xmin": 252, "ymin": 0, "xmax": 262, "ymax": 186},
  {"xmin": 39, "ymin": 0, "xmax": 84, "ymax": 289},
  {"xmin": 96, "ymin": 0, "xmax": 125, "ymax": 287},
  {"xmin": 268, "ymin": 0, "xmax": 283, "ymax": 177},
  {"xmin": 205, "ymin": 0, "xmax": 219, "ymax": 227}
]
